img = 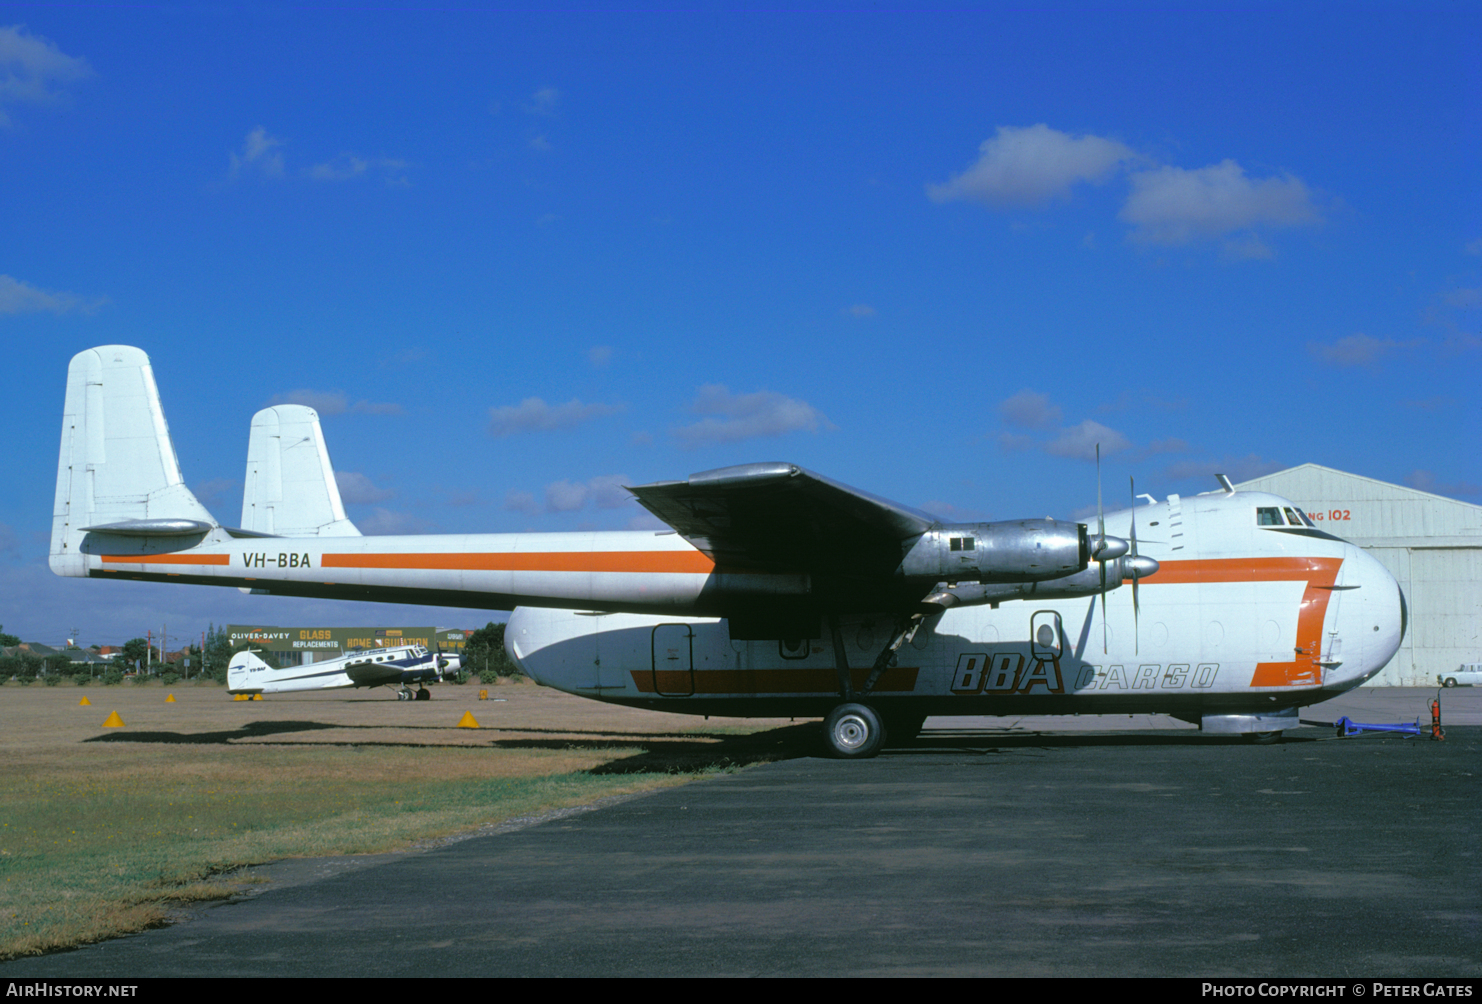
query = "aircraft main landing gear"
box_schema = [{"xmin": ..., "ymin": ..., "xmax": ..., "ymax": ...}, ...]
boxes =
[{"xmin": 824, "ymin": 703, "xmax": 887, "ymax": 759}]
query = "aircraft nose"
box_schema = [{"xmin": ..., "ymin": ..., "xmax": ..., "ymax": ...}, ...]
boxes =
[{"xmin": 1343, "ymin": 542, "xmax": 1404, "ymax": 685}]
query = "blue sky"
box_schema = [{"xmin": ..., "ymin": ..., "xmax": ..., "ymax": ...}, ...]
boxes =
[{"xmin": 2, "ymin": 4, "xmax": 1478, "ymax": 647}]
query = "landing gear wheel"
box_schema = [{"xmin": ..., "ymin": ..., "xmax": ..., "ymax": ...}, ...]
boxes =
[
  {"xmin": 397, "ymin": 688, "xmax": 412, "ymax": 701},
  {"xmin": 1246, "ymin": 730, "xmax": 1282, "ymax": 745},
  {"xmin": 824, "ymin": 703, "xmax": 886, "ymax": 759},
  {"xmin": 415, "ymin": 688, "xmax": 431, "ymax": 701}
]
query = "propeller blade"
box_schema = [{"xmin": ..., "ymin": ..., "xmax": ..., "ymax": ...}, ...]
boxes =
[
  {"xmin": 1130, "ymin": 476, "xmax": 1140, "ymax": 655},
  {"xmin": 1098, "ymin": 444, "xmax": 1107, "ymax": 654}
]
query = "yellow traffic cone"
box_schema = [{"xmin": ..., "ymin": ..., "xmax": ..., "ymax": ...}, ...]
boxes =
[
  {"xmin": 165, "ymin": 694, "xmax": 176, "ymax": 703},
  {"xmin": 102, "ymin": 711, "xmax": 125, "ymax": 728},
  {"xmin": 79, "ymin": 696, "xmax": 91, "ymax": 706},
  {"xmin": 457, "ymin": 711, "xmax": 480, "ymax": 729}
]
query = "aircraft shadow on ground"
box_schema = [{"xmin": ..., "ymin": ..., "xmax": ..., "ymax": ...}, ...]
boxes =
[
  {"xmin": 489, "ymin": 723, "xmax": 825, "ymax": 774},
  {"xmin": 78, "ymin": 719, "xmax": 1334, "ymax": 767},
  {"xmin": 82, "ymin": 720, "xmax": 344, "ymax": 745}
]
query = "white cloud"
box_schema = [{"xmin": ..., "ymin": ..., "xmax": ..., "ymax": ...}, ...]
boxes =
[
  {"xmin": 192, "ymin": 478, "xmax": 239, "ymax": 509},
  {"xmin": 1119, "ymin": 160, "xmax": 1320, "ymax": 245},
  {"xmin": 928, "ymin": 124, "xmax": 1136, "ymax": 207},
  {"xmin": 230, "ymin": 126, "xmax": 285, "ymax": 179},
  {"xmin": 845, "ymin": 304, "xmax": 876, "ymax": 318},
  {"xmin": 334, "ymin": 471, "xmax": 394, "ymax": 505},
  {"xmin": 1307, "ymin": 333, "xmax": 1420, "ymax": 369},
  {"xmin": 527, "ymin": 87, "xmax": 560, "ymax": 115},
  {"xmin": 1405, "ymin": 470, "xmax": 1482, "ymax": 498},
  {"xmin": 672, "ymin": 385, "xmax": 830, "ymax": 447},
  {"xmin": 1043, "ymin": 420, "xmax": 1130, "ymax": 461},
  {"xmin": 536, "ymin": 474, "xmax": 633, "ymax": 514},
  {"xmin": 486, "ymin": 397, "xmax": 623, "ymax": 437},
  {"xmin": 266, "ymin": 389, "xmax": 403, "ymax": 415},
  {"xmin": 503, "ymin": 490, "xmax": 539, "ymax": 515},
  {"xmin": 544, "ymin": 480, "xmax": 588, "ymax": 513},
  {"xmin": 358, "ymin": 508, "xmax": 435, "ymax": 535},
  {"xmin": 998, "ymin": 389, "xmax": 1062, "ymax": 430},
  {"xmin": 308, "ymin": 154, "xmax": 409, "ymax": 185},
  {"xmin": 1165, "ymin": 454, "xmax": 1284, "ymax": 484},
  {"xmin": 0, "ymin": 274, "xmax": 104, "ymax": 315},
  {"xmin": 0, "ymin": 25, "xmax": 92, "ymax": 126}
]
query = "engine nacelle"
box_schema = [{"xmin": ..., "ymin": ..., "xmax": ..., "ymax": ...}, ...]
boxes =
[
  {"xmin": 922, "ymin": 553, "xmax": 1160, "ymax": 609},
  {"xmin": 899, "ymin": 519, "xmax": 1089, "ymax": 585}
]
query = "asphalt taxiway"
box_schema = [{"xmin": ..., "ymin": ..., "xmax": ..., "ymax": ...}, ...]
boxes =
[{"xmin": 5, "ymin": 691, "xmax": 1477, "ymax": 977}]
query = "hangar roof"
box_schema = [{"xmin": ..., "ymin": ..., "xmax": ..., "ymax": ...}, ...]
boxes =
[{"xmin": 1234, "ymin": 464, "xmax": 1482, "ymax": 547}]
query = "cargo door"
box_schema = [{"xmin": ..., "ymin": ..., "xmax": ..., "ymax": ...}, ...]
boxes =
[{"xmin": 651, "ymin": 624, "xmax": 694, "ymax": 697}]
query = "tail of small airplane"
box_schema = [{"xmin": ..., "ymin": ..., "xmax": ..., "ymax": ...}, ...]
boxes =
[
  {"xmin": 241, "ymin": 405, "xmax": 361, "ymax": 537},
  {"xmin": 226, "ymin": 649, "xmax": 269, "ymax": 692},
  {"xmin": 50, "ymin": 346, "xmax": 219, "ymax": 577}
]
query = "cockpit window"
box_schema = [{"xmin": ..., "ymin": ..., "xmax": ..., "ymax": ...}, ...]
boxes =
[
  {"xmin": 1283, "ymin": 507, "xmax": 1307, "ymax": 527},
  {"xmin": 1256, "ymin": 507, "xmax": 1285, "ymax": 526}
]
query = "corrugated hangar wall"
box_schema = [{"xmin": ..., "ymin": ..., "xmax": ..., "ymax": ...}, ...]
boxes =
[{"xmin": 1236, "ymin": 464, "xmax": 1482, "ymax": 686}]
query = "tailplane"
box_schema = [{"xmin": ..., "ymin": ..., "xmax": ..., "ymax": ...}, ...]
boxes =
[
  {"xmin": 51, "ymin": 346, "xmax": 218, "ymax": 577},
  {"xmin": 241, "ymin": 405, "xmax": 361, "ymax": 537}
]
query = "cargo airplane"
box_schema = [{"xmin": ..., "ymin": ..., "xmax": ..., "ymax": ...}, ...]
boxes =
[{"xmin": 51, "ymin": 346, "xmax": 1406, "ymax": 756}]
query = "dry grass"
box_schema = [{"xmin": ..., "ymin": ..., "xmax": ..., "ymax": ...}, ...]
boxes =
[{"xmin": 0, "ymin": 677, "xmax": 807, "ymax": 958}]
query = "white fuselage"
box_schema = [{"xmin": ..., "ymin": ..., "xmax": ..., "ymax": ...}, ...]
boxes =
[
  {"xmin": 227, "ymin": 644, "xmax": 435, "ymax": 694},
  {"xmin": 505, "ymin": 491, "xmax": 1405, "ymax": 720}
]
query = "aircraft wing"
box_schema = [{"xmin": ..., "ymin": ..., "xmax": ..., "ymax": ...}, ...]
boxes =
[{"xmin": 627, "ymin": 462, "xmax": 937, "ymax": 575}]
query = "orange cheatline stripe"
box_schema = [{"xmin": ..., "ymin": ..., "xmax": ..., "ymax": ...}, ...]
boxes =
[
  {"xmin": 101, "ymin": 553, "xmax": 230, "ymax": 565},
  {"xmin": 1151, "ymin": 556, "xmax": 1341, "ymax": 584},
  {"xmin": 319, "ymin": 550, "xmax": 716, "ymax": 574}
]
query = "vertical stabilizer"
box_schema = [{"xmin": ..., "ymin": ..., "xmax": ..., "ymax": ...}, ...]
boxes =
[
  {"xmin": 51, "ymin": 346, "xmax": 218, "ymax": 576},
  {"xmin": 241, "ymin": 405, "xmax": 361, "ymax": 537}
]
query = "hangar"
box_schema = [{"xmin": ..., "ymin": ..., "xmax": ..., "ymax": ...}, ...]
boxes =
[{"xmin": 1236, "ymin": 464, "xmax": 1482, "ymax": 686}]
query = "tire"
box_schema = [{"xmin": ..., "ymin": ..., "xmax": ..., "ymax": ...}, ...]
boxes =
[
  {"xmin": 1443, "ymin": 678, "xmax": 1457, "ymax": 688},
  {"xmin": 824, "ymin": 703, "xmax": 886, "ymax": 759},
  {"xmin": 1246, "ymin": 730, "xmax": 1282, "ymax": 745},
  {"xmin": 415, "ymin": 688, "xmax": 431, "ymax": 701}
]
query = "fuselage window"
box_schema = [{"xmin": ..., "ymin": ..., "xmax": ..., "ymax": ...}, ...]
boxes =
[
  {"xmin": 1256, "ymin": 507, "xmax": 1285, "ymax": 526},
  {"xmin": 949, "ymin": 537, "xmax": 976, "ymax": 551}
]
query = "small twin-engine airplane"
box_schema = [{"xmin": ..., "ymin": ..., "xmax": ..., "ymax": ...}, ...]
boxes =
[
  {"xmin": 228, "ymin": 643, "xmax": 441, "ymax": 699},
  {"xmin": 51, "ymin": 346, "xmax": 1406, "ymax": 756}
]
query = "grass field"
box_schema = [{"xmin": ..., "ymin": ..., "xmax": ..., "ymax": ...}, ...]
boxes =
[{"xmin": 0, "ymin": 677, "xmax": 809, "ymax": 959}]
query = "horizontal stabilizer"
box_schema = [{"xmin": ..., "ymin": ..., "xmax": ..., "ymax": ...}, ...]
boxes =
[
  {"xmin": 241, "ymin": 405, "xmax": 361, "ymax": 537},
  {"xmin": 80, "ymin": 518, "xmax": 214, "ymax": 536}
]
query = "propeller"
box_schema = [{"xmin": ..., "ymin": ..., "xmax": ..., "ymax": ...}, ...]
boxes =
[
  {"xmin": 1097, "ymin": 445, "xmax": 1108, "ymax": 654},
  {"xmin": 1129, "ymin": 475, "xmax": 1145, "ymax": 654}
]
